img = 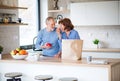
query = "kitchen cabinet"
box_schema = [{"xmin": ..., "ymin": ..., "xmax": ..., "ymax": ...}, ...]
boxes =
[
  {"xmin": 0, "ymin": 5, "xmax": 28, "ymax": 26},
  {"xmin": 118, "ymin": 1, "xmax": 120, "ymax": 25},
  {"xmin": 70, "ymin": 1, "xmax": 119, "ymax": 25}
]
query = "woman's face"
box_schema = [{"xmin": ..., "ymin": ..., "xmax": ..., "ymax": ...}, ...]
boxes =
[{"xmin": 59, "ymin": 23, "xmax": 65, "ymax": 32}]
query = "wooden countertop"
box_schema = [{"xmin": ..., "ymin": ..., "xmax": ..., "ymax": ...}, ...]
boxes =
[
  {"xmin": 83, "ymin": 48, "xmax": 120, "ymax": 52},
  {"xmin": 1, "ymin": 54, "xmax": 120, "ymax": 68}
]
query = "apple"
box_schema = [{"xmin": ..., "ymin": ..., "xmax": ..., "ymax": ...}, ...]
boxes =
[
  {"xmin": 45, "ymin": 43, "xmax": 52, "ymax": 47},
  {"xmin": 14, "ymin": 50, "xmax": 19, "ymax": 54}
]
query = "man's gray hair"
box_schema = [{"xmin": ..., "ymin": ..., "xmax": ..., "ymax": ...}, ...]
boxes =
[{"xmin": 46, "ymin": 17, "xmax": 54, "ymax": 24}]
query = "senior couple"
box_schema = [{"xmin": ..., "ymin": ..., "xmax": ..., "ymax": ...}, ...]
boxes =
[{"xmin": 35, "ymin": 17, "xmax": 80, "ymax": 58}]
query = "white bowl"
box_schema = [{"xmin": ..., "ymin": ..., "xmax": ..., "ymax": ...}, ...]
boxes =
[{"xmin": 11, "ymin": 55, "xmax": 28, "ymax": 60}]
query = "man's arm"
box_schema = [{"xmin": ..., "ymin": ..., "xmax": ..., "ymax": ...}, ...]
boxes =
[{"xmin": 35, "ymin": 31, "xmax": 43, "ymax": 49}]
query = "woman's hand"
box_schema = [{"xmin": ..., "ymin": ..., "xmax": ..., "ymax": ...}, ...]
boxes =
[
  {"xmin": 54, "ymin": 51, "xmax": 61, "ymax": 58},
  {"xmin": 56, "ymin": 28, "xmax": 62, "ymax": 40}
]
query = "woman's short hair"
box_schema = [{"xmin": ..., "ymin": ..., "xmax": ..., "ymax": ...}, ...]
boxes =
[{"xmin": 59, "ymin": 18, "xmax": 74, "ymax": 31}]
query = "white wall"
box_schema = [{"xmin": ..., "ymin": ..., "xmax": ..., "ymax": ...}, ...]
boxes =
[
  {"xmin": 75, "ymin": 26, "xmax": 120, "ymax": 48},
  {"xmin": 0, "ymin": 27, "xmax": 19, "ymax": 54},
  {"xmin": 40, "ymin": 0, "xmax": 48, "ymax": 29}
]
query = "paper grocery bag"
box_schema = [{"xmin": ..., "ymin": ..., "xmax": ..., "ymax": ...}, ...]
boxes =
[{"xmin": 62, "ymin": 40, "xmax": 83, "ymax": 60}]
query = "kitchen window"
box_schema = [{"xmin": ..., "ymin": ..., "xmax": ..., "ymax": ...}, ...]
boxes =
[{"xmin": 19, "ymin": 0, "xmax": 40, "ymax": 49}]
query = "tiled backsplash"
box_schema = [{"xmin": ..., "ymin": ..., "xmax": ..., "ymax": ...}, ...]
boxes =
[
  {"xmin": 0, "ymin": 26, "xmax": 19, "ymax": 54},
  {"xmin": 75, "ymin": 25, "xmax": 120, "ymax": 48}
]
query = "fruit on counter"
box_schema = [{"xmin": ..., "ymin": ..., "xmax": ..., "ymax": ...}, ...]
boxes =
[
  {"xmin": 19, "ymin": 50, "xmax": 28, "ymax": 55},
  {"xmin": 10, "ymin": 50, "xmax": 16, "ymax": 55},
  {"xmin": 45, "ymin": 43, "xmax": 52, "ymax": 47},
  {"xmin": 10, "ymin": 48, "xmax": 28, "ymax": 55}
]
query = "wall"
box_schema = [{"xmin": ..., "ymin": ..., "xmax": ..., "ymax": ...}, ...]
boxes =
[
  {"xmin": 47, "ymin": 0, "xmax": 120, "ymax": 48},
  {"xmin": 40, "ymin": 0, "xmax": 48, "ymax": 28},
  {"xmin": 75, "ymin": 26, "xmax": 120, "ymax": 48},
  {"xmin": 0, "ymin": 1, "xmax": 19, "ymax": 54},
  {"xmin": 0, "ymin": 26, "xmax": 19, "ymax": 54}
]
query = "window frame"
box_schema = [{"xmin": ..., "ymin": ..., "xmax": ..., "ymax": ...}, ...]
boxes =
[{"xmin": 20, "ymin": 0, "xmax": 41, "ymax": 50}]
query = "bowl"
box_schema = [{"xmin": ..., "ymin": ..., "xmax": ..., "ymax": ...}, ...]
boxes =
[{"xmin": 11, "ymin": 55, "xmax": 28, "ymax": 60}]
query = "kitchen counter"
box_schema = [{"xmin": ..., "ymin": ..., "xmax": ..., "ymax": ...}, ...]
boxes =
[
  {"xmin": 1, "ymin": 54, "xmax": 120, "ymax": 67},
  {"xmin": 83, "ymin": 48, "xmax": 120, "ymax": 52},
  {"xmin": 0, "ymin": 54, "xmax": 120, "ymax": 81}
]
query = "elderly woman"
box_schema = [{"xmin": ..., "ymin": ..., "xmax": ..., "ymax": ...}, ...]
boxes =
[
  {"xmin": 55, "ymin": 18, "xmax": 80, "ymax": 58},
  {"xmin": 57, "ymin": 18, "xmax": 80, "ymax": 39}
]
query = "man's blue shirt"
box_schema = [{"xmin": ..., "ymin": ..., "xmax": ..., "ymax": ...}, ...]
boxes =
[{"xmin": 35, "ymin": 28, "xmax": 60, "ymax": 57}]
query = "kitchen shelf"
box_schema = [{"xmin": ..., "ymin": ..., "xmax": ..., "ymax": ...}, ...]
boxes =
[
  {"xmin": 48, "ymin": 9, "xmax": 69, "ymax": 13},
  {"xmin": 83, "ymin": 48, "xmax": 120, "ymax": 52},
  {"xmin": 0, "ymin": 5, "xmax": 28, "ymax": 9},
  {"xmin": 0, "ymin": 23, "xmax": 28, "ymax": 26}
]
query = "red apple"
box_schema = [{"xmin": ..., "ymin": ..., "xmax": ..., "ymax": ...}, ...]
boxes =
[
  {"xmin": 46, "ymin": 43, "xmax": 52, "ymax": 47},
  {"xmin": 14, "ymin": 50, "xmax": 18, "ymax": 54}
]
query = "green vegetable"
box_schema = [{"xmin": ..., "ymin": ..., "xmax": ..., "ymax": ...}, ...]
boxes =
[
  {"xmin": 93, "ymin": 39, "xmax": 99, "ymax": 45},
  {"xmin": 0, "ymin": 45, "xmax": 3, "ymax": 53}
]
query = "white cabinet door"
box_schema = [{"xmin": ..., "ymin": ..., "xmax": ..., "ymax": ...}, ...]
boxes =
[
  {"xmin": 118, "ymin": 1, "xmax": 120, "ymax": 25},
  {"xmin": 70, "ymin": 1, "xmax": 119, "ymax": 25}
]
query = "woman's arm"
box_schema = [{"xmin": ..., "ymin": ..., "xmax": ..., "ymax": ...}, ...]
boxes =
[
  {"xmin": 75, "ymin": 31, "xmax": 80, "ymax": 39},
  {"xmin": 56, "ymin": 28, "xmax": 62, "ymax": 40}
]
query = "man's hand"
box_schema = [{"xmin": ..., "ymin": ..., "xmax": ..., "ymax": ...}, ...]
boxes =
[{"xmin": 41, "ymin": 44, "xmax": 52, "ymax": 49}]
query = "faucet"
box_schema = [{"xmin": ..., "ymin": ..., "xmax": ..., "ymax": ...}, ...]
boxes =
[{"xmin": 33, "ymin": 36, "xmax": 42, "ymax": 51}]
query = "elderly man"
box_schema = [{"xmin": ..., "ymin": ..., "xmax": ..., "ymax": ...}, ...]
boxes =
[{"xmin": 35, "ymin": 17, "xmax": 61, "ymax": 57}]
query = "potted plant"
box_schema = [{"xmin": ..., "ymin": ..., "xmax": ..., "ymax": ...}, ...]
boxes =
[
  {"xmin": 0, "ymin": 45, "xmax": 3, "ymax": 54},
  {"xmin": 0, "ymin": 45, "xmax": 3, "ymax": 59},
  {"xmin": 93, "ymin": 39, "xmax": 99, "ymax": 48}
]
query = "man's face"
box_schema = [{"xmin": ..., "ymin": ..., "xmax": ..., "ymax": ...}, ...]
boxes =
[{"xmin": 46, "ymin": 19, "xmax": 55, "ymax": 31}]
